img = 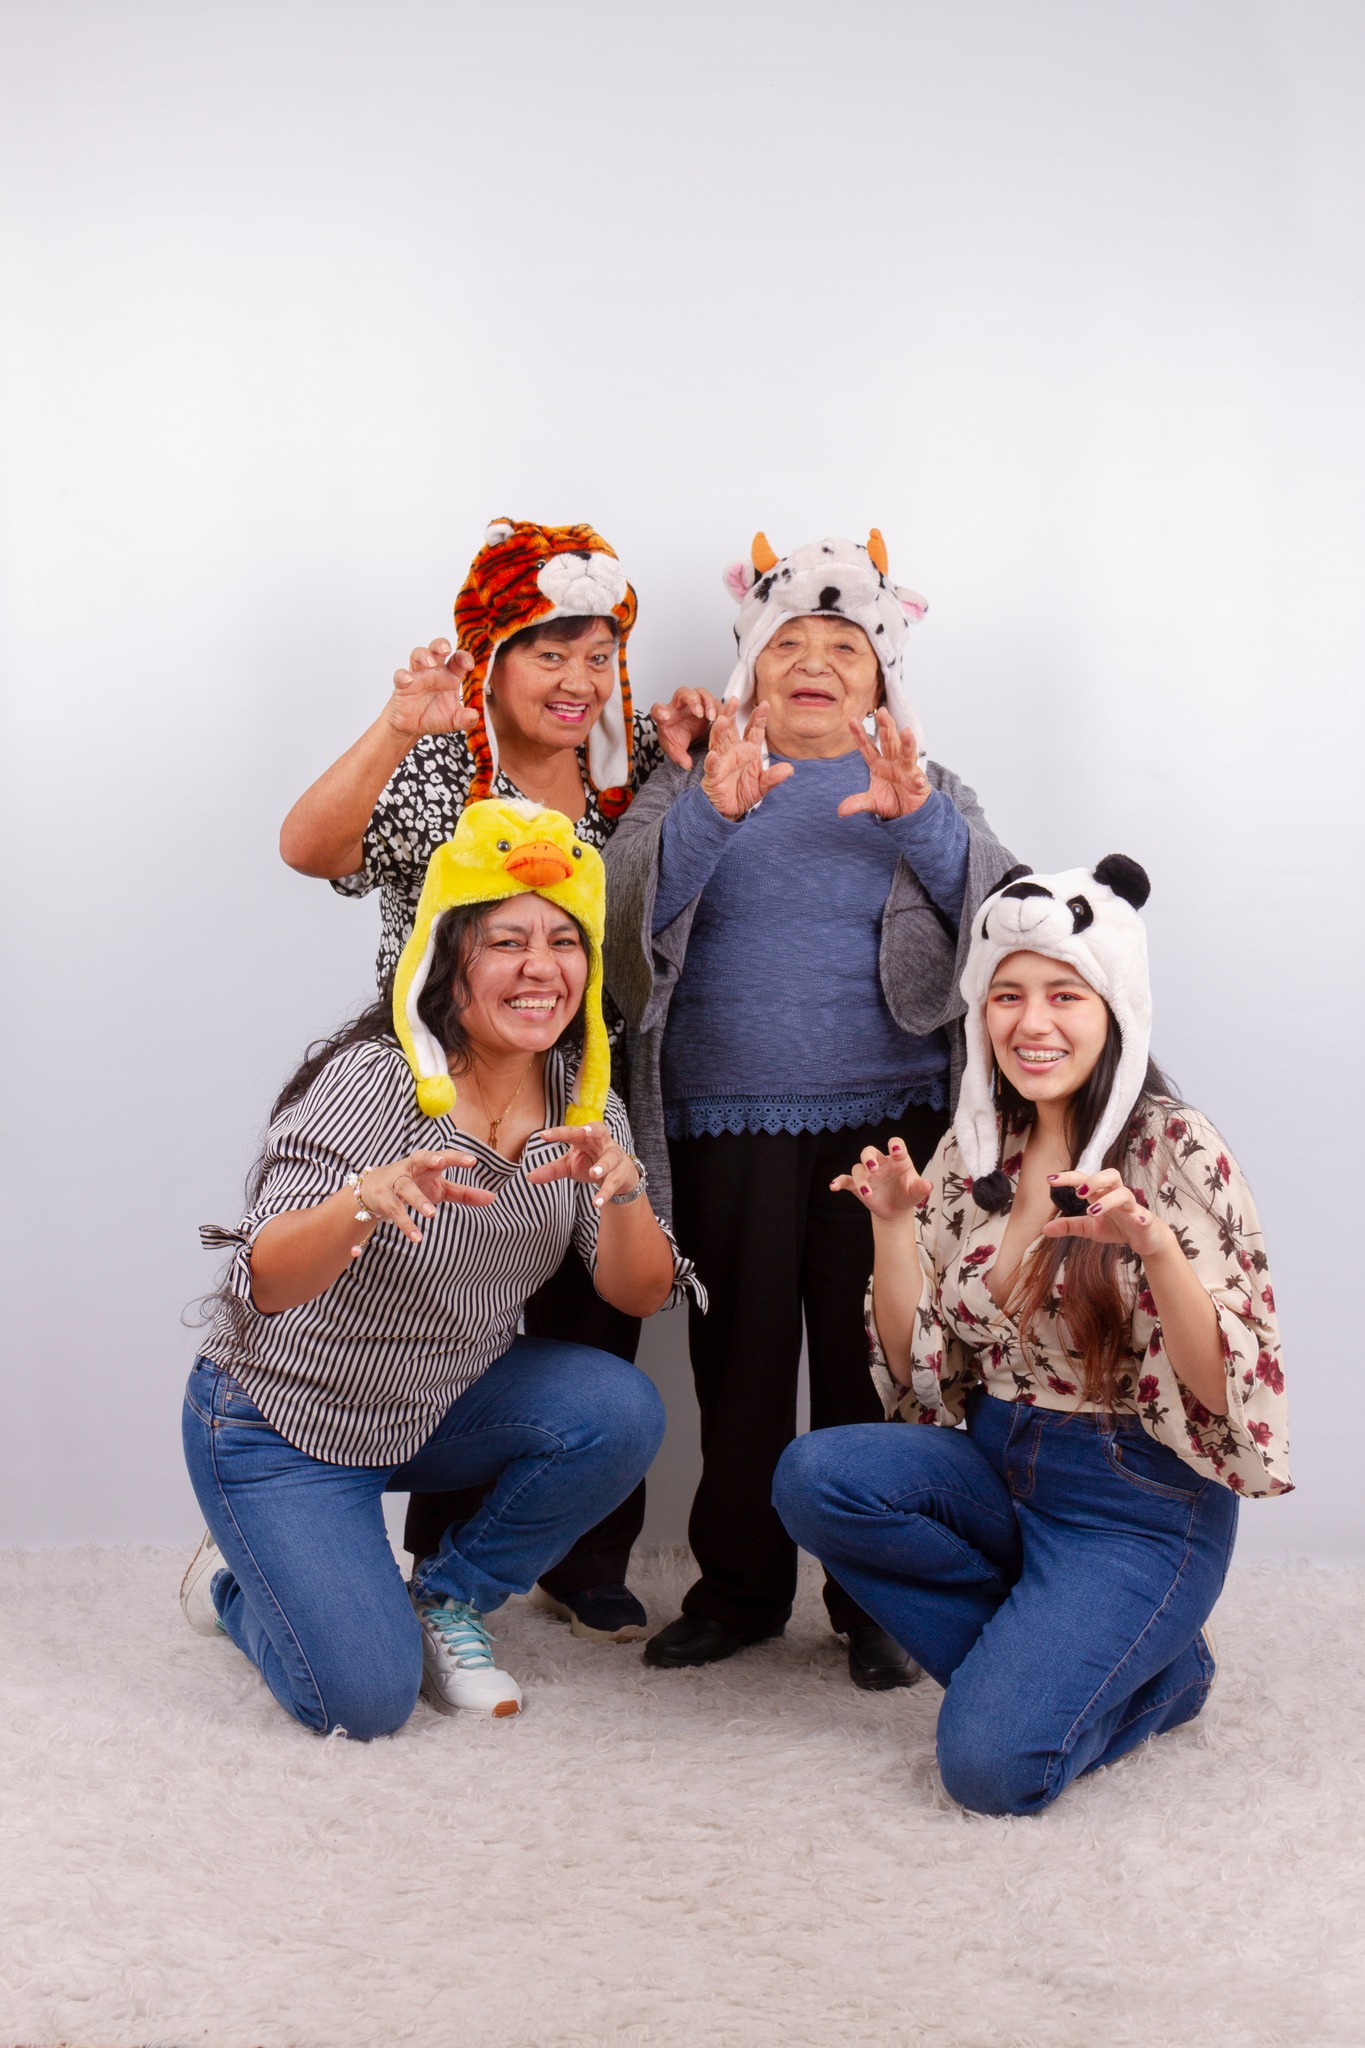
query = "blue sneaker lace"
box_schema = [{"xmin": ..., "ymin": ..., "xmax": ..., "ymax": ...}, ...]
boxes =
[{"xmin": 420, "ymin": 1599, "xmax": 495, "ymax": 1669}]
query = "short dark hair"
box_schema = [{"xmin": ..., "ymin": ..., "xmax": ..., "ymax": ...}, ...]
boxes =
[{"xmin": 497, "ymin": 613, "xmax": 619, "ymax": 660}]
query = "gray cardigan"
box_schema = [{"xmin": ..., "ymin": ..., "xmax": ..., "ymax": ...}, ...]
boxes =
[{"xmin": 602, "ymin": 754, "xmax": 1020, "ymax": 1222}]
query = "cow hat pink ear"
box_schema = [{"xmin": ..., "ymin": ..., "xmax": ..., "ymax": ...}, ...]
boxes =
[
  {"xmin": 722, "ymin": 530, "xmax": 780, "ymax": 603},
  {"xmin": 896, "ymin": 585, "xmax": 928, "ymax": 622}
]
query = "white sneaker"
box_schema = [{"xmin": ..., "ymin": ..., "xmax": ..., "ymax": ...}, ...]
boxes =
[
  {"xmin": 413, "ymin": 1594, "xmax": 522, "ymax": 1717},
  {"xmin": 180, "ymin": 1531, "xmax": 227, "ymax": 1635}
]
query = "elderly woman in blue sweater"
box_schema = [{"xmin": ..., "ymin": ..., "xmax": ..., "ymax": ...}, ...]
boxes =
[{"xmin": 604, "ymin": 532, "xmax": 1018, "ymax": 1687}]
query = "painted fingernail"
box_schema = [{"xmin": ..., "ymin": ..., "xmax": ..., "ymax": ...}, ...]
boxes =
[
  {"xmin": 1046, "ymin": 1174, "xmax": 1059, "ymax": 1183},
  {"xmin": 1077, "ymin": 1184, "xmax": 1089, "ymax": 1196},
  {"xmin": 1088, "ymin": 1203, "xmax": 1103, "ymax": 1215},
  {"xmin": 859, "ymin": 1184, "xmax": 870, "ymax": 1196}
]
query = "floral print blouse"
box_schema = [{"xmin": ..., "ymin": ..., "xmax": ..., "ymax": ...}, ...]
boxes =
[
  {"xmin": 331, "ymin": 716, "xmax": 665, "ymax": 990},
  {"xmin": 868, "ymin": 1099, "xmax": 1290, "ymax": 1497}
]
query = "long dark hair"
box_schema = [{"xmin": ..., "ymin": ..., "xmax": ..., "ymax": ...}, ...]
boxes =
[
  {"xmin": 1001, "ymin": 1011, "xmax": 1178, "ymax": 1409},
  {"xmin": 189, "ymin": 900, "xmax": 591, "ymax": 1331}
]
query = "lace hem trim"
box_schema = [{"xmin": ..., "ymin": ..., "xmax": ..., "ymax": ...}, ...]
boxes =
[{"xmin": 663, "ymin": 1081, "xmax": 947, "ymax": 1142}]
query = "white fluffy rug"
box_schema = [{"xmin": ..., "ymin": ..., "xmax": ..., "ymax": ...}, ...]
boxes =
[{"xmin": 1, "ymin": 1548, "xmax": 1362, "ymax": 2048}]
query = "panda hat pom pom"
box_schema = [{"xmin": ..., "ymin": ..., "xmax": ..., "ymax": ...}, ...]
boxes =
[{"xmin": 956, "ymin": 855, "xmax": 1153, "ymax": 1213}]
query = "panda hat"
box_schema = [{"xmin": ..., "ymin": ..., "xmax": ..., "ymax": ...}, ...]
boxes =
[
  {"xmin": 720, "ymin": 531, "xmax": 929, "ymax": 754},
  {"xmin": 956, "ymin": 854, "xmax": 1153, "ymax": 1210}
]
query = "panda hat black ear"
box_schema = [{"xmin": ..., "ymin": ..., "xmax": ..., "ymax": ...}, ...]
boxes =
[{"xmin": 1093, "ymin": 853, "xmax": 1150, "ymax": 910}]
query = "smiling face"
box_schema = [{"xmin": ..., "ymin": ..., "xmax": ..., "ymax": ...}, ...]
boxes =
[
  {"xmin": 486, "ymin": 619, "xmax": 618, "ymax": 754},
  {"xmin": 985, "ymin": 951, "xmax": 1112, "ymax": 1111},
  {"xmin": 459, "ymin": 895, "xmax": 589, "ymax": 1061},
  {"xmin": 752, "ymin": 614, "xmax": 882, "ymax": 758}
]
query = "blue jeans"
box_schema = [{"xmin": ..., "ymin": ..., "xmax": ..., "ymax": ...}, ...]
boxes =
[
  {"xmin": 182, "ymin": 1339, "xmax": 665, "ymax": 1739},
  {"xmin": 773, "ymin": 1393, "xmax": 1238, "ymax": 1815}
]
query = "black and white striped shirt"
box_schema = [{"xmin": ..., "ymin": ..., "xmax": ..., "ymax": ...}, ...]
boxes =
[{"xmin": 199, "ymin": 1040, "xmax": 698, "ymax": 1466}]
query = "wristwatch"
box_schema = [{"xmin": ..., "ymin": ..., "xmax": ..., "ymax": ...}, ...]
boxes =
[{"xmin": 610, "ymin": 1157, "xmax": 648, "ymax": 1205}]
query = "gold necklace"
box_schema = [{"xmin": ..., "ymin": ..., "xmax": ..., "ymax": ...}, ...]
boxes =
[{"xmin": 470, "ymin": 1055, "xmax": 537, "ymax": 1155}]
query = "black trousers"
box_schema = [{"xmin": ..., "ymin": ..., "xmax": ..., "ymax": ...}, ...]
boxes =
[
  {"xmin": 669, "ymin": 1105, "xmax": 950, "ymax": 1638},
  {"xmin": 402, "ymin": 1250, "xmax": 644, "ymax": 1595}
]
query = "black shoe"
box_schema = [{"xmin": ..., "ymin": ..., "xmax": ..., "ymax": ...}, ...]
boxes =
[
  {"xmin": 846, "ymin": 1623, "xmax": 922, "ymax": 1692},
  {"xmin": 642, "ymin": 1614, "xmax": 778, "ymax": 1669},
  {"xmin": 529, "ymin": 1581, "xmax": 649, "ymax": 1642}
]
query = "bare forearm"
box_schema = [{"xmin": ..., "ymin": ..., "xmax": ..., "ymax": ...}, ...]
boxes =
[
  {"xmin": 279, "ymin": 713, "xmax": 414, "ymax": 878},
  {"xmin": 592, "ymin": 1200, "xmax": 676, "ymax": 1317},
  {"xmin": 869, "ymin": 1215, "xmax": 925, "ymax": 1386},
  {"xmin": 250, "ymin": 1192, "xmax": 374, "ymax": 1313},
  {"xmin": 1141, "ymin": 1231, "xmax": 1227, "ymax": 1413}
]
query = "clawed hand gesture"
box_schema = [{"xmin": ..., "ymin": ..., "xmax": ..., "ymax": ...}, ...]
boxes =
[
  {"xmin": 1041, "ymin": 1170, "xmax": 1168, "ymax": 1252},
  {"xmin": 385, "ymin": 639, "xmax": 480, "ymax": 741},
  {"xmin": 700, "ymin": 701, "xmax": 795, "ymax": 819},
  {"xmin": 830, "ymin": 1138, "xmax": 932, "ymax": 1221},
  {"xmin": 357, "ymin": 1148, "xmax": 498, "ymax": 1248},
  {"xmin": 651, "ymin": 687, "xmax": 720, "ymax": 769},
  {"xmin": 525, "ymin": 1123, "xmax": 643, "ymax": 1209},
  {"xmin": 837, "ymin": 709, "xmax": 932, "ymax": 820}
]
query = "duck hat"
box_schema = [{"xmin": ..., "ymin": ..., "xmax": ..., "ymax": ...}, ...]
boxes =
[
  {"xmin": 455, "ymin": 518, "xmax": 638, "ymax": 817},
  {"xmin": 720, "ymin": 530, "xmax": 929, "ymax": 753},
  {"xmin": 393, "ymin": 798, "xmax": 609, "ymax": 1126},
  {"xmin": 955, "ymin": 854, "xmax": 1153, "ymax": 1210}
]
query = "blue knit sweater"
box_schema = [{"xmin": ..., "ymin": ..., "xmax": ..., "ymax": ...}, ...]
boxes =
[{"xmin": 654, "ymin": 753, "xmax": 969, "ymax": 1138}]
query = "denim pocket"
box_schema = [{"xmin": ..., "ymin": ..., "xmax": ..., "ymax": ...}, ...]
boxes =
[
  {"xmin": 208, "ymin": 1365, "xmax": 273, "ymax": 1430},
  {"xmin": 1102, "ymin": 1424, "xmax": 1206, "ymax": 1502}
]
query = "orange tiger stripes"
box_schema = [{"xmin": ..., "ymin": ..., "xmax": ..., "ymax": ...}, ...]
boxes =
[{"xmin": 453, "ymin": 517, "xmax": 638, "ymax": 812}]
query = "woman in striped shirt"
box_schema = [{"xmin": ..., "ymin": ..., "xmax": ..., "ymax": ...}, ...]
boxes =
[{"xmin": 182, "ymin": 821, "xmax": 696, "ymax": 1736}]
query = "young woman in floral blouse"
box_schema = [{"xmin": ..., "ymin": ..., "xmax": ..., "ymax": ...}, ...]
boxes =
[{"xmin": 774, "ymin": 856, "xmax": 1288, "ymax": 1816}]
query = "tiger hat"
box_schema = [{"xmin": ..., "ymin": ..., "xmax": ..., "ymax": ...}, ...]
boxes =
[{"xmin": 454, "ymin": 518, "xmax": 638, "ymax": 819}]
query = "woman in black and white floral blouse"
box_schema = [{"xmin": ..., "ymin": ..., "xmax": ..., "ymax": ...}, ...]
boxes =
[
  {"xmin": 278, "ymin": 517, "xmax": 713, "ymax": 1642},
  {"xmin": 775, "ymin": 856, "xmax": 1288, "ymax": 1815}
]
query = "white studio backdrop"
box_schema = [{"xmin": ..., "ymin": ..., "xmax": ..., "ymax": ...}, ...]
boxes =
[{"xmin": 1, "ymin": 0, "xmax": 1361, "ymax": 1561}]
